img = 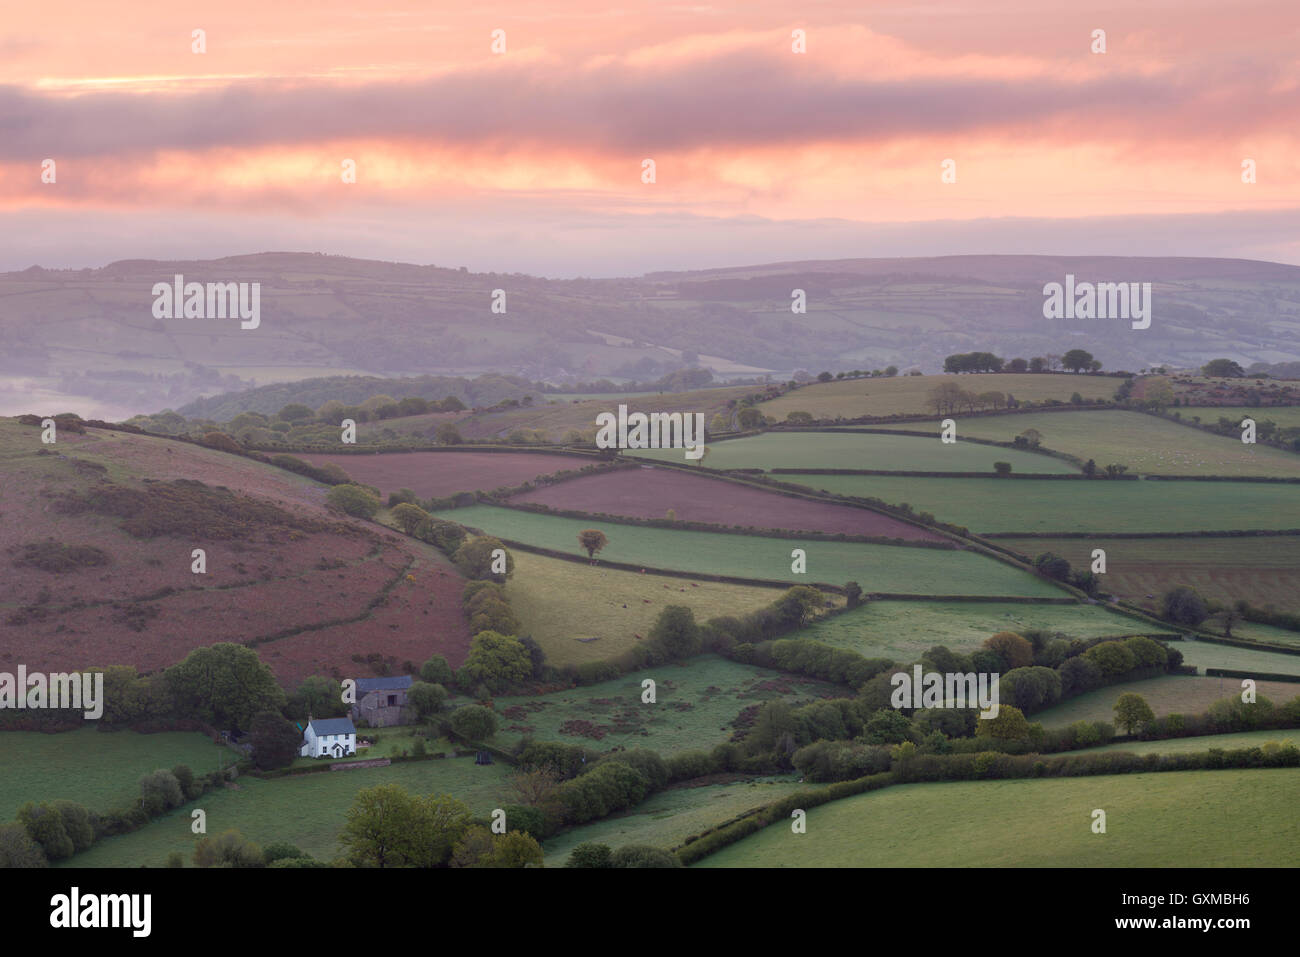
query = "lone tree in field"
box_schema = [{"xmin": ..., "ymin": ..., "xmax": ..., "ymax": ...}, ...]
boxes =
[
  {"xmin": 1113, "ymin": 693, "xmax": 1155, "ymax": 735},
  {"xmin": 1162, "ymin": 586, "xmax": 1208, "ymax": 627},
  {"xmin": 577, "ymin": 529, "xmax": 608, "ymax": 561},
  {"xmin": 1062, "ymin": 349, "xmax": 1094, "ymax": 373}
]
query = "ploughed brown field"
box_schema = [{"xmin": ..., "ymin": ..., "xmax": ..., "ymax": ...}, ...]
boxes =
[
  {"xmin": 296, "ymin": 450, "xmax": 584, "ymax": 498},
  {"xmin": 509, "ymin": 466, "xmax": 948, "ymax": 540}
]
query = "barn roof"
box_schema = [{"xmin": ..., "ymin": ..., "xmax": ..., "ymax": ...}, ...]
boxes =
[
  {"xmin": 356, "ymin": 676, "xmax": 414, "ymax": 693},
  {"xmin": 307, "ymin": 717, "xmax": 356, "ymax": 736}
]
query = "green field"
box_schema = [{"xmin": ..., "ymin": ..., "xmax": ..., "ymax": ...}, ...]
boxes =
[
  {"xmin": 1083, "ymin": 728, "xmax": 1300, "ymax": 755},
  {"xmin": 1033, "ymin": 675, "xmax": 1300, "ymax": 727},
  {"xmin": 505, "ymin": 550, "xmax": 798, "ymax": 667},
  {"xmin": 870, "ymin": 410, "xmax": 1300, "ymax": 476},
  {"xmin": 435, "ymin": 506, "xmax": 1068, "ymax": 597},
  {"xmin": 1173, "ymin": 639, "xmax": 1300, "ymax": 677},
  {"xmin": 490, "ymin": 655, "xmax": 844, "ymax": 756},
  {"xmin": 694, "ymin": 770, "xmax": 1300, "ymax": 867},
  {"xmin": 0, "ymin": 729, "xmax": 236, "ymax": 821},
  {"xmin": 63, "ymin": 755, "xmax": 513, "ymax": 868},
  {"xmin": 779, "ymin": 475, "xmax": 1297, "ymax": 534},
  {"xmin": 758, "ymin": 373, "xmax": 1118, "ymax": 420},
  {"xmin": 798, "ymin": 600, "xmax": 1173, "ymax": 662},
  {"xmin": 1179, "ymin": 406, "xmax": 1300, "ymax": 430},
  {"xmin": 543, "ymin": 776, "xmax": 821, "ymax": 865},
  {"xmin": 488, "ymin": 657, "xmax": 842, "ymax": 754},
  {"xmin": 995, "ymin": 536, "xmax": 1300, "ymax": 613},
  {"xmin": 630, "ymin": 430, "xmax": 1077, "ymax": 473}
]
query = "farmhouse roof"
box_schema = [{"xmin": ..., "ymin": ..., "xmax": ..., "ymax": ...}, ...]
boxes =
[
  {"xmin": 355, "ymin": 676, "xmax": 414, "ymax": 693},
  {"xmin": 307, "ymin": 717, "xmax": 357, "ymax": 736}
]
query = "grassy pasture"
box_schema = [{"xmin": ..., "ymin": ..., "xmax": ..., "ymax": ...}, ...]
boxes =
[
  {"xmin": 1169, "ymin": 639, "xmax": 1300, "ymax": 678},
  {"xmin": 543, "ymin": 776, "xmax": 822, "ymax": 865},
  {"xmin": 1178, "ymin": 406, "xmax": 1300, "ymax": 430},
  {"xmin": 1032, "ymin": 676, "xmax": 1300, "ymax": 727},
  {"xmin": 489, "ymin": 656, "xmax": 844, "ymax": 756},
  {"xmin": 1082, "ymin": 728, "xmax": 1300, "ymax": 755},
  {"xmin": 505, "ymin": 550, "xmax": 799, "ymax": 668},
  {"xmin": 757, "ymin": 373, "xmax": 1117, "ymax": 420},
  {"xmin": 630, "ymin": 430, "xmax": 1077, "ymax": 473},
  {"xmin": 869, "ymin": 410, "xmax": 1300, "ymax": 476},
  {"xmin": 63, "ymin": 755, "xmax": 513, "ymax": 868},
  {"xmin": 797, "ymin": 600, "xmax": 1173, "ymax": 662},
  {"xmin": 0, "ymin": 729, "xmax": 234, "ymax": 821},
  {"xmin": 997, "ymin": 536, "xmax": 1300, "ymax": 613},
  {"xmin": 780, "ymin": 475, "xmax": 1296, "ymax": 534},
  {"xmin": 694, "ymin": 770, "xmax": 1300, "ymax": 867},
  {"xmin": 435, "ymin": 505, "xmax": 1069, "ymax": 597}
]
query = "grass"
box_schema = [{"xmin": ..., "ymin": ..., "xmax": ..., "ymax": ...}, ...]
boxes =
[
  {"xmin": 694, "ymin": 770, "xmax": 1300, "ymax": 866},
  {"xmin": 1082, "ymin": 728, "xmax": 1300, "ymax": 755},
  {"xmin": 63, "ymin": 755, "xmax": 513, "ymax": 867},
  {"xmin": 1171, "ymin": 639, "xmax": 1300, "ymax": 677},
  {"xmin": 489, "ymin": 655, "xmax": 845, "ymax": 756},
  {"xmin": 630, "ymin": 430, "xmax": 1077, "ymax": 473},
  {"xmin": 757, "ymin": 373, "xmax": 1118, "ymax": 420},
  {"xmin": 1179, "ymin": 406, "xmax": 1300, "ymax": 430},
  {"xmin": 1032, "ymin": 676, "xmax": 1300, "ymax": 727},
  {"xmin": 0, "ymin": 728, "xmax": 236, "ymax": 821},
  {"xmin": 798, "ymin": 600, "xmax": 1174, "ymax": 662},
  {"xmin": 780, "ymin": 475, "xmax": 1298, "ymax": 533},
  {"xmin": 995, "ymin": 536, "xmax": 1300, "ymax": 613},
  {"xmin": 543, "ymin": 775, "xmax": 822, "ymax": 865},
  {"xmin": 435, "ymin": 505, "xmax": 1069, "ymax": 597},
  {"xmin": 505, "ymin": 550, "xmax": 799, "ymax": 668},
  {"xmin": 870, "ymin": 410, "xmax": 1300, "ymax": 476}
]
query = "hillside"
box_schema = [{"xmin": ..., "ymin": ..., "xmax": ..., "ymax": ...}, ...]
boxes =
[
  {"xmin": 0, "ymin": 417, "xmax": 472, "ymax": 686},
  {"xmin": 5, "ymin": 252, "xmax": 1300, "ymax": 420}
]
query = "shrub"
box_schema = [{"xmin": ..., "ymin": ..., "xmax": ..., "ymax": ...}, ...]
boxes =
[
  {"xmin": 139, "ymin": 769, "xmax": 184, "ymax": 817},
  {"xmin": 566, "ymin": 842, "xmax": 613, "ymax": 868},
  {"xmin": 450, "ymin": 704, "xmax": 499, "ymax": 741},
  {"xmin": 326, "ymin": 484, "xmax": 381, "ymax": 519},
  {"xmin": 611, "ymin": 844, "xmax": 682, "ymax": 868},
  {"xmin": 193, "ymin": 829, "xmax": 265, "ymax": 868}
]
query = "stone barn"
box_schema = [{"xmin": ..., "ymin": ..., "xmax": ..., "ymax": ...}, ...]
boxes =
[{"xmin": 352, "ymin": 675, "xmax": 414, "ymax": 728}]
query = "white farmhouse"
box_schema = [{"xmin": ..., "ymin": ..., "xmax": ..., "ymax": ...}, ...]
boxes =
[{"xmin": 301, "ymin": 717, "xmax": 357, "ymax": 759}]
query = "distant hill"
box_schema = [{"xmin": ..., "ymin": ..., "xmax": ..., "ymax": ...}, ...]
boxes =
[{"xmin": 4, "ymin": 251, "xmax": 1299, "ymax": 420}]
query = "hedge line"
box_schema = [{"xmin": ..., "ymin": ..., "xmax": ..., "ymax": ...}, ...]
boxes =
[{"xmin": 1205, "ymin": 668, "xmax": 1300, "ymax": 684}]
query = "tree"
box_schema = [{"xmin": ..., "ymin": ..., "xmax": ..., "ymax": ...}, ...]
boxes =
[
  {"xmin": 984, "ymin": 632, "xmax": 1034, "ymax": 670},
  {"xmin": 817, "ymin": 371, "xmax": 834, "ymax": 383},
  {"xmin": 193, "ymin": 829, "xmax": 264, "ymax": 868},
  {"xmin": 487, "ymin": 831, "xmax": 544, "ymax": 868},
  {"xmin": 406, "ymin": 682, "xmax": 448, "ymax": 721},
  {"xmin": 1104, "ymin": 463, "xmax": 1129, "ymax": 478},
  {"xmin": 340, "ymin": 786, "xmax": 471, "ymax": 868},
  {"xmin": 1028, "ymin": 357, "xmax": 1046, "ymax": 373},
  {"xmin": 17, "ymin": 803, "xmax": 74, "ymax": 861},
  {"xmin": 577, "ymin": 529, "xmax": 609, "ymax": 560},
  {"xmin": 648, "ymin": 605, "xmax": 701, "ymax": 660},
  {"xmin": 0, "ymin": 822, "xmax": 47, "ymax": 868},
  {"xmin": 391, "ymin": 502, "xmax": 430, "ymax": 534},
  {"xmin": 993, "ymin": 461, "xmax": 1012, "ymax": 476},
  {"xmin": 453, "ymin": 537, "xmax": 513, "ymax": 581},
  {"xmin": 289, "ymin": 675, "xmax": 346, "ymax": 720},
  {"xmin": 785, "ymin": 411, "xmax": 815, "ymax": 424},
  {"xmin": 326, "ymin": 484, "xmax": 381, "ymax": 519},
  {"xmin": 457, "ymin": 632, "xmax": 531, "ymax": 693},
  {"xmin": 884, "ymin": 365, "xmax": 899, "ymax": 377},
  {"xmin": 1062, "ymin": 349, "xmax": 1094, "ymax": 373},
  {"xmin": 165, "ymin": 643, "xmax": 286, "ymax": 730},
  {"xmin": 277, "ymin": 403, "xmax": 315, "ymax": 422},
  {"xmin": 1113, "ymin": 693, "xmax": 1155, "ymax": 735},
  {"xmin": 510, "ymin": 767, "xmax": 561, "ymax": 807},
  {"xmin": 420, "ymin": 655, "xmax": 454, "ymax": 685},
  {"xmin": 844, "ymin": 581, "xmax": 863, "ymax": 609},
  {"xmin": 736, "ymin": 407, "xmax": 764, "ymax": 429},
  {"xmin": 1201, "ymin": 359, "xmax": 1245, "ymax": 378},
  {"xmin": 974, "ymin": 705, "xmax": 1031, "ymax": 741},
  {"xmin": 611, "ymin": 845, "xmax": 682, "ymax": 868},
  {"xmin": 566, "ymin": 842, "xmax": 613, "ymax": 868},
  {"xmin": 435, "ymin": 423, "xmax": 463, "ymax": 445},
  {"xmin": 1007, "ymin": 358, "xmax": 1029, "ymax": 373},
  {"xmin": 450, "ymin": 704, "xmax": 499, "ymax": 741},
  {"xmin": 1032, "ymin": 552, "xmax": 1071, "ymax": 582},
  {"xmin": 1143, "ymin": 378, "xmax": 1174, "ymax": 411},
  {"xmin": 1162, "ymin": 586, "xmax": 1208, "ymax": 627},
  {"xmin": 249, "ymin": 711, "xmax": 301, "ymax": 771}
]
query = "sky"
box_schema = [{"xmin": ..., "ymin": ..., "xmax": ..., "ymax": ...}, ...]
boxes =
[{"xmin": 2, "ymin": 0, "xmax": 1298, "ymax": 276}]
